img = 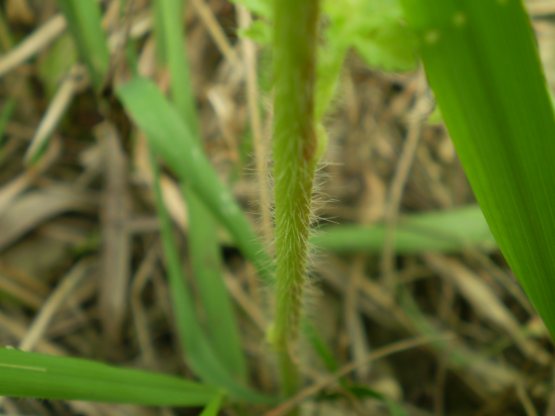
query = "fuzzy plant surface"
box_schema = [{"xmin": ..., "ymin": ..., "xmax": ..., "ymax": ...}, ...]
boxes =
[{"xmin": 270, "ymin": 0, "xmax": 321, "ymax": 396}]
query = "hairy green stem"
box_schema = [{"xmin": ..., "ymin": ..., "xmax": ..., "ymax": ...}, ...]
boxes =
[{"xmin": 271, "ymin": 0, "xmax": 320, "ymax": 397}]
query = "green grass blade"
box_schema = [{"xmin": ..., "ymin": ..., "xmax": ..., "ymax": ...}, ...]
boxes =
[
  {"xmin": 0, "ymin": 348, "xmax": 218, "ymax": 406},
  {"xmin": 154, "ymin": 0, "xmax": 198, "ymax": 131},
  {"xmin": 153, "ymin": 0, "xmax": 247, "ymax": 381},
  {"xmin": 400, "ymin": 0, "xmax": 555, "ymax": 337},
  {"xmin": 38, "ymin": 34, "xmax": 77, "ymax": 97},
  {"xmin": 117, "ymin": 78, "xmax": 272, "ymax": 283},
  {"xmin": 57, "ymin": 0, "xmax": 109, "ymax": 90},
  {"xmin": 200, "ymin": 393, "xmax": 224, "ymax": 416},
  {"xmin": 302, "ymin": 320, "xmax": 339, "ymax": 373},
  {"xmin": 0, "ymin": 8, "xmax": 13, "ymax": 50},
  {"xmin": 0, "ymin": 99, "xmax": 15, "ymax": 154},
  {"xmin": 312, "ymin": 205, "xmax": 496, "ymax": 253},
  {"xmin": 149, "ymin": 152, "xmax": 271, "ymax": 404}
]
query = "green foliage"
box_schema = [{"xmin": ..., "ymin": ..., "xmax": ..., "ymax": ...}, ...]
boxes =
[
  {"xmin": 38, "ymin": 34, "xmax": 77, "ymax": 97},
  {"xmin": 153, "ymin": 0, "xmax": 247, "ymax": 382},
  {"xmin": 7, "ymin": 0, "xmax": 553, "ymax": 412},
  {"xmin": 312, "ymin": 205, "xmax": 496, "ymax": 253},
  {"xmin": 317, "ymin": 0, "xmax": 415, "ymax": 117},
  {"xmin": 117, "ymin": 78, "xmax": 273, "ymax": 283},
  {"xmin": 234, "ymin": 0, "xmax": 415, "ymax": 119},
  {"xmin": 239, "ymin": 19, "xmax": 271, "ymax": 44},
  {"xmin": 200, "ymin": 394, "xmax": 225, "ymax": 416},
  {"xmin": 0, "ymin": 99, "xmax": 15, "ymax": 151},
  {"xmin": 230, "ymin": 0, "xmax": 271, "ymax": 17},
  {"xmin": 400, "ymin": 0, "xmax": 555, "ymax": 338},
  {"xmin": 234, "ymin": 0, "xmax": 414, "ymax": 71},
  {"xmin": 325, "ymin": 0, "xmax": 416, "ymax": 71},
  {"xmin": 149, "ymin": 156, "xmax": 270, "ymax": 403},
  {"xmin": 0, "ymin": 348, "xmax": 219, "ymax": 406},
  {"xmin": 56, "ymin": 0, "xmax": 109, "ymax": 91}
]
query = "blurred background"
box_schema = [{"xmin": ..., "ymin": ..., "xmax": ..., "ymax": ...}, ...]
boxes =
[{"xmin": 2, "ymin": 0, "xmax": 555, "ymax": 414}]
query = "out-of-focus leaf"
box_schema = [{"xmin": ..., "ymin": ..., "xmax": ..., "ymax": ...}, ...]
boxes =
[
  {"xmin": 200, "ymin": 393, "xmax": 225, "ymax": 416},
  {"xmin": 149, "ymin": 156, "xmax": 269, "ymax": 403},
  {"xmin": 38, "ymin": 34, "xmax": 77, "ymax": 97},
  {"xmin": 312, "ymin": 205, "xmax": 496, "ymax": 253},
  {"xmin": 230, "ymin": 0, "xmax": 271, "ymax": 17},
  {"xmin": 0, "ymin": 348, "xmax": 219, "ymax": 406},
  {"xmin": 239, "ymin": 20, "xmax": 271, "ymax": 45},
  {"xmin": 154, "ymin": 0, "xmax": 247, "ymax": 382},
  {"xmin": 325, "ymin": 0, "xmax": 416, "ymax": 71},
  {"xmin": 57, "ymin": 0, "xmax": 109, "ymax": 90},
  {"xmin": 0, "ymin": 99, "xmax": 15, "ymax": 152},
  {"xmin": 116, "ymin": 79, "xmax": 273, "ymax": 280}
]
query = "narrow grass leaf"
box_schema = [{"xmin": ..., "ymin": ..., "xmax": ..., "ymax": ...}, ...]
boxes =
[
  {"xmin": 117, "ymin": 78, "xmax": 272, "ymax": 283},
  {"xmin": 149, "ymin": 153, "xmax": 271, "ymax": 404},
  {"xmin": 57, "ymin": 0, "xmax": 109, "ymax": 90},
  {"xmin": 400, "ymin": 0, "xmax": 555, "ymax": 337},
  {"xmin": 0, "ymin": 348, "xmax": 218, "ymax": 406},
  {"xmin": 153, "ymin": 0, "xmax": 197, "ymax": 130},
  {"xmin": 38, "ymin": 34, "xmax": 77, "ymax": 97},
  {"xmin": 303, "ymin": 320, "xmax": 339, "ymax": 373},
  {"xmin": 0, "ymin": 98, "xmax": 15, "ymax": 149},
  {"xmin": 0, "ymin": 8, "xmax": 13, "ymax": 50},
  {"xmin": 312, "ymin": 205, "xmax": 496, "ymax": 253},
  {"xmin": 334, "ymin": 385, "xmax": 408, "ymax": 416},
  {"xmin": 200, "ymin": 393, "xmax": 225, "ymax": 416},
  {"xmin": 154, "ymin": 0, "xmax": 247, "ymax": 381}
]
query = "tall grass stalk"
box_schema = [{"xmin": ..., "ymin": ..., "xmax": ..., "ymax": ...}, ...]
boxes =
[{"xmin": 271, "ymin": 0, "xmax": 321, "ymax": 396}]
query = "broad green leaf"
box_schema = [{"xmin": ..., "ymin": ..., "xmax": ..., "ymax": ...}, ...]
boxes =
[
  {"xmin": 0, "ymin": 348, "xmax": 218, "ymax": 406},
  {"xmin": 400, "ymin": 0, "xmax": 555, "ymax": 337},
  {"xmin": 153, "ymin": 0, "xmax": 247, "ymax": 382},
  {"xmin": 312, "ymin": 205, "xmax": 496, "ymax": 253},
  {"xmin": 57, "ymin": 0, "xmax": 109, "ymax": 90}
]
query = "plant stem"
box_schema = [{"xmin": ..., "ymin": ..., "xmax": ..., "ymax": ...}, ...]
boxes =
[{"xmin": 271, "ymin": 0, "xmax": 320, "ymax": 397}]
